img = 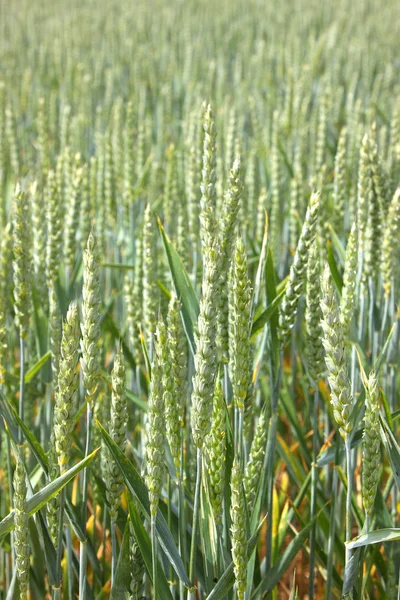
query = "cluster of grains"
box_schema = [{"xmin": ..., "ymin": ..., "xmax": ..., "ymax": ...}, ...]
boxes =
[
  {"xmin": 166, "ymin": 295, "xmax": 188, "ymax": 478},
  {"xmin": 13, "ymin": 456, "xmax": 29, "ymax": 599},
  {"xmin": 81, "ymin": 231, "xmax": 101, "ymax": 402},
  {"xmin": 53, "ymin": 303, "xmax": 80, "ymax": 469},
  {"xmin": 229, "ymin": 237, "xmax": 252, "ymax": 410},
  {"xmin": 305, "ymin": 242, "xmax": 324, "ymax": 381},
  {"xmin": 279, "ymin": 191, "xmax": 320, "ymax": 346},
  {"xmin": 191, "ymin": 246, "xmax": 219, "ymax": 449},
  {"xmin": 320, "ymin": 265, "xmax": 353, "ymax": 436},
  {"xmin": 205, "ymin": 380, "xmax": 226, "ymax": 525},
  {"xmin": 361, "ymin": 371, "xmax": 381, "ymax": 518},
  {"xmin": 244, "ymin": 410, "xmax": 267, "ymax": 512},
  {"xmin": 12, "ymin": 186, "xmax": 31, "ymax": 339},
  {"xmin": 104, "ymin": 347, "xmax": 127, "ymax": 522},
  {"xmin": 1, "ymin": 0, "xmax": 400, "ymax": 597},
  {"xmin": 145, "ymin": 320, "xmax": 167, "ymax": 516},
  {"xmin": 230, "ymin": 459, "xmax": 247, "ymax": 600}
]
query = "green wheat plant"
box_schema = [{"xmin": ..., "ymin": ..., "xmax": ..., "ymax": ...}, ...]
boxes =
[{"xmin": 0, "ymin": 1, "xmax": 399, "ymax": 599}]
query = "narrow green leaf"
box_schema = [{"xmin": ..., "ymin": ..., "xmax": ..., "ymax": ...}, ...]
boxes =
[
  {"xmin": 110, "ymin": 518, "xmax": 134, "ymax": 600},
  {"xmin": 139, "ymin": 330, "xmax": 152, "ymax": 378},
  {"xmin": 0, "ymin": 449, "xmax": 99, "ymax": 537},
  {"xmin": 102, "ymin": 313, "xmax": 136, "ymax": 371},
  {"xmin": 342, "ymin": 547, "xmax": 361, "ymax": 595},
  {"xmin": 252, "ymin": 510, "xmax": 321, "ymax": 597},
  {"xmin": 380, "ymin": 388, "xmax": 394, "ymax": 430},
  {"xmin": 347, "ymin": 528, "xmax": 400, "ymax": 550},
  {"xmin": 6, "ymin": 401, "xmax": 49, "ymax": 469},
  {"xmin": 31, "ymin": 283, "xmax": 49, "ymax": 366},
  {"xmin": 96, "ymin": 420, "xmax": 190, "ymax": 586},
  {"xmin": 2, "ymin": 402, "xmax": 99, "ymax": 568},
  {"xmin": 251, "ymin": 287, "xmax": 286, "ymax": 338},
  {"xmin": 5, "ymin": 570, "xmax": 18, "ymax": 600},
  {"xmin": 101, "ymin": 262, "xmax": 135, "ymax": 270},
  {"xmin": 327, "ymin": 240, "xmax": 343, "ymax": 292},
  {"xmin": 28, "ymin": 517, "xmax": 46, "ymax": 589},
  {"xmin": 128, "ymin": 497, "xmax": 174, "ymax": 600},
  {"xmin": 158, "ymin": 218, "xmax": 199, "ymax": 354},
  {"xmin": 34, "ymin": 509, "xmax": 58, "ymax": 586},
  {"xmin": 328, "ymin": 224, "xmax": 346, "ymax": 263},
  {"xmin": 374, "ymin": 322, "xmax": 396, "ymax": 375},
  {"xmin": 126, "ymin": 388, "xmax": 148, "ymax": 412},
  {"xmin": 252, "ymin": 213, "xmax": 269, "ymax": 313},
  {"xmin": 24, "ymin": 351, "xmax": 51, "ymax": 383},
  {"xmin": 379, "ymin": 416, "xmax": 400, "ymax": 490},
  {"xmin": 156, "ymin": 278, "xmax": 172, "ymax": 300}
]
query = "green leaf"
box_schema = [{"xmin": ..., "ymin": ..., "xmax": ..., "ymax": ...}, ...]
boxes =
[
  {"xmin": 342, "ymin": 547, "xmax": 361, "ymax": 595},
  {"xmin": 28, "ymin": 517, "xmax": 46, "ymax": 590},
  {"xmin": 327, "ymin": 240, "xmax": 343, "ymax": 292},
  {"xmin": 101, "ymin": 262, "xmax": 135, "ymax": 270},
  {"xmin": 2, "ymin": 400, "xmax": 99, "ymax": 565},
  {"xmin": 156, "ymin": 278, "xmax": 172, "ymax": 300},
  {"xmin": 380, "ymin": 388, "xmax": 394, "ymax": 431},
  {"xmin": 251, "ymin": 287, "xmax": 286, "ymax": 338},
  {"xmin": 347, "ymin": 528, "xmax": 400, "ymax": 550},
  {"xmin": 328, "ymin": 224, "xmax": 346, "ymax": 263},
  {"xmin": 34, "ymin": 509, "xmax": 58, "ymax": 586},
  {"xmin": 374, "ymin": 322, "xmax": 396, "ymax": 375},
  {"xmin": 96, "ymin": 420, "xmax": 190, "ymax": 586},
  {"xmin": 102, "ymin": 313, "xmax": 136, "ymax": 371},
  {"xmin": 0, "ymin": 449, "xmax": 99, "ymax": 538},
  {"xmin": 5, "ymin": 570, "xmax": 19, "ymax": 600},
  {"xmin": 126, "ymin": 388, "xmax": 148, "ymax": 412},
  {"xmin": 24, "ymin": 351, "xmax": 51, "ymax": 383},
  {"xmin": 380, "ymin": 416, "xmax": 400, "ymax": 490},
  {"xmin": 265, "ymin": 245, "xmax": 278, "ymax": 323},
  {"xmin": 128, "ymin": 497, "xmax": 174, "ymax": 600},
  {"xmin": 206, "ymin": 517, "xmax": 265, "ymax": 600},
  {"xmin": 158, "ymin": 218, "xmax": 199, "ymax": 354},
  {"xmin": 110, "ymin": 518, "xmax": 135, "ymax": 600},
  {"xmin": 252, "ymin": 213, "xmax": 269, "ymax": 311},
  {"xmin": 31, "ymin": 283, "xmax": 49, "ymax": 368},
  {"xmin": 252, "ymin": 510, "xmax": 321, "ymax": 597},
  {"xmin": 140, "ymin": 330, "xmax": 152, "ymax": 378},
  {"xmin": 265, "ymin": 243, "xmax": 281, "ymax": 373},
  {"xmin": 5, "ymin": 401, "xmax": 49, "ymax": 469}
]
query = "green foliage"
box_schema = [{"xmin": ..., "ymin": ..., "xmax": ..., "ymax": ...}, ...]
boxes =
[{"xmin": 0, "ymin": 1, "xmax": 399, "ymax": 598}]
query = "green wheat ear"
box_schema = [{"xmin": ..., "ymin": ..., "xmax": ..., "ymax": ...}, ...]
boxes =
[
  {"xmin": 191, "ymin": 242, "xmax": 219, "ymax": 449},
  {"xmin": 229, "ymin": 236, "xmax": 252, "ymax": 410},
  {"xmin": 13, "ymin": 455, "xmax": 30, "ymax": 600},
  {"xmin": 146, "ymin": 318, "xmax": 167, "ymax": 517},
  {"xmin": 105, "ymin": 346, "xmax": 128, "ymax": 522},
  {"xmin": 244, "ymin": 410, "xmax": 267, "ymax": 513},
  {"xmin": 199, "ymin": 103, "xmax": 217, "ymax": 261},
  {"xmin": 12, "ymin": 184, "xmax": 32, "ymax": 340},
  {"xmin": 166, "ymin": 294, "xmax": 188, "ymax": 479},
  {"xmin": 205, "ymin": 379, "xmax": 226, "ymax": 526},
  {"xmin": 340, "ymin": 221, "xmax": 358, "ymax": 338},
  {"xmin": 230, "ymin": 458, "xmax": 247, "ymax": 600},
  {"xmin": 279, "ymin": 191, "xmax": 320, "ymax": 347},
  {"xmin": 81, "ymin": 230, "xmax": 101, "ymax": 402},
  {"xmin": 320, "ymin": 264, "xmax": 353, "ymax": 437},
  {"xmin": 361, "ymin": 369, "xmax": 381, "ymax": 519},
  {"xmin": 54, "ymin": 302, "xmax": 80, "ymax": 469},
  {"xmin": 306, "ymin": 241, "xmax": 324, "ymax": 382}
]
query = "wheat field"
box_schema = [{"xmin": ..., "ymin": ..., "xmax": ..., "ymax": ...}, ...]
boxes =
[{"xmin": 0, "ymin": 0, "xmax": 399, "ymax": 598}]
